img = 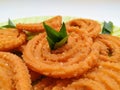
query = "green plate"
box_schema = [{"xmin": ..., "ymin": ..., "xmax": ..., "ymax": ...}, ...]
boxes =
[{"xmin": 0, "ymin": 16, "xmax": 120, "ymax": 36}]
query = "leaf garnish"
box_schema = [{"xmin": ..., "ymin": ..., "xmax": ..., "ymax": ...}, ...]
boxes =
[
  {"xmin": 43, "ymin": 22, "xmax": 68, "ymax": 50},
  {"xmin": 59, "ymin": 23, "xmax": 67, "ymax": 38},
  {"xmin": 0, "ymin": 19, "xmax": 16, "ymax": 28},
  {"xmin": 102, "ymin": 21, "xmax": 113, "ymax": 34},
  {"xmin": 47, "ymin": 36, "xmax": 55, "ymax": 50},
  {"xmin": 54, "ymin": 36, "xmax": 68, "ymax": 49}
]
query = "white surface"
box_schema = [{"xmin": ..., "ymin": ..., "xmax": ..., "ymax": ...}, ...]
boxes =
[{"xmin": 0, "ymin": 0, "xmax": 120, "ymax": 26}]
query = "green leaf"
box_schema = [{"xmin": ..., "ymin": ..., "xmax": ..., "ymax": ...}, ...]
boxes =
[
  {"xmin": 47, "ymin": 36, "xmax": 55, "ymax": 50},
  {"xmin": 43, "ymin": 22, "xmax": 68, "ymax": 50},
  {"xmin": 43, "ymin": 22, "xmax": 60, "ymax": 42},
  {"xmin": 54, "ymin": 36, "xmax": 68, "ymax": 49},
  {"xmin": 0, "ymin": 19, "xmax": 16, "ymax": 28},
  {"xmin": 1, "ymin": 25, "xmax": 15, "ymax": 28},
  {"xmin": 59, "ymin": 22, "xmax": 67, "ymax": 38},
  {"xmin": 8, "ymin": 19, "xmax": 16, "ymax": 27},
  {"xmin": 102, "ymin": 21, "xmax": 113, "ymax": 34}
]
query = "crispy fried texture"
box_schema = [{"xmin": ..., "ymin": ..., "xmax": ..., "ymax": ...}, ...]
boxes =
[
  {"xmin": 0, "ymin": 52, "xmax": 32, "ymax": 90},
  {"xmin": 83, "ymin": 62, "xmax": 120, "ymax": 90},
  {"xmin": 66, "ymin": 18, "xmax": 101, "ymax": 38},
  {"xmin": 96, "ymin": 34, "xmax": 120, "ymax": 62},
  {"xmin": 16, "ymin": 16, "xmax": 62, "ymax": 32},
  {"xmin": 1, "ymin": 16, "xmax": 120, "ymax": 90},
  {"xmin": 0, "ymin": 28, "xmax": 26, "ymax": 51},
  {"xmin": 30, "ymin": 17, "xmax": 120, "ymax": 90},
  {"xmin": 33, "ymin": 77, "xmax": 75, "ymax": 90},
  {"xmin": 33, "ymin": 62, "xmax": 120, "ymax": 90},
  {"xmin": 23, "ymin": 27, "xmax": 100, "ymax": 78},
  {"xmin": 62, "ymin": 35, "xmax": 120, "ymax": 90}
]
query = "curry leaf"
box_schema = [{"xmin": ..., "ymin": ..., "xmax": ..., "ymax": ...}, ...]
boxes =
[
  {"xmin": 102, "ymin": 21, "xmax": 113, "ymax": 34},
  {"xmin": 43, "ymin": 22, "xmax": 68, "ymax": 50}
]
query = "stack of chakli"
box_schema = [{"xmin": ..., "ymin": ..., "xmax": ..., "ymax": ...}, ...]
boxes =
[
  {"xmin": 0, "ymin": 16, "xmax": 120, "ymax": 90},
  {"xmin": 18, "ymin": 16, "xmax": 120, "ymax": 90}
]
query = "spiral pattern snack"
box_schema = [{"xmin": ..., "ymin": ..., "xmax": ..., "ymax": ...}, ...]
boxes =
[
  {"xmin": 96, "ymin": 34, "xmax": 120, "ymax": 62},
  {"xmin": 65, "ymin": 61, "xmax": 120, "ymax": 90},
  {"xmin": 23, "ymin": 26, "xmax": 100, "ymax": 78},
  {"xmin": 33, "ymin": 77, "xmax": 74, "ymax": 90},
  {"xmin": 0, "ymin": 16, "xmax": 120, "ymax": 90},
  {"xmin": 66, "ymin": 18, "xmax": 101, "ymax": 38},
  {"xmin": 16, "ymin": 16, "xmax": 62, "ymax": 32},
  {"xmin": 33, "ymin": 61, "xmax": 120, "ymax": 90},
  {"xmin": 0, "ymin": 28, "xmax": 26, "ymax": 51},
  {"xmin": 0, "ymin": 52, "xmax": 32, "ymax": 90}
]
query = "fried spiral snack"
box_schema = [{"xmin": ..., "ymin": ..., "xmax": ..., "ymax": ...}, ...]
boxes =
[
  {"xmin": 61, "ymin": 35, "xmax": 120, "ymax": 90},
  {"xmin": 33, "ymin": 77, "xmax": 74, "ymax": 90},
  {"xmin": 66, "ymin": 18, "xmax": 101, "ymax": 38},
  {"xmin": 0, "ymin": 52, "xmax": 32, "ymax": 90},
  {"xmin": 29, "ymin": 17, "xmax": 120, "ymax": 90},
  {"xmin": 1, "ymin": 16, "xmax": 120, "ymax": 89},
  {"xmin": 96, "ymin": 34, "xmax": 120, "ymax": 62},
  {"xmin": 16, "ymin": 16, "xmax": 62, "ymax": 32},
  {"xmin": 65, "ymin": 62, "xmax": 120, "ymax": 90},
  {"xmin": 0, "ymin": 28, "xmax": 26, "ymax": 51},
  {"xmin": 33, "ymin": 61, "xmax": 120, "ymax": 90},
  {"xmin": 23, "ymin": 27, "xmax": 100, "ymax": 78}
]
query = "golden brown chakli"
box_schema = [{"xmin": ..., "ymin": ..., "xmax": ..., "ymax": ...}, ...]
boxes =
[
  {"xmin": 23, "ymin": 18, "xmax": 101, "ymax": 79},
  {"xmin": 16, "ymin": 16, "xmax": 62, "ymax": 32},
  {"xmin": 0, "ymin": 28, "xmax": 26, "ymax": 51},
  {"xmin": 0, "ymin": 52, "xmax": 32, "ymax": 90},
  {"xmin": 1, "ymin": 16, "xmax": 120, "ymax": 90}
]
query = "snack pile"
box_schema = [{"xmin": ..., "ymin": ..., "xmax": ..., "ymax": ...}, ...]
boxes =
[{"xmin": 0, "ymin": 16, "xmax": 120, "ymax": 90}]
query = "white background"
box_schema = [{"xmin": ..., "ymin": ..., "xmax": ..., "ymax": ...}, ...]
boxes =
[{"xmin": 0, "ymin": 0, "xmax": 120, "ymax": 26}]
